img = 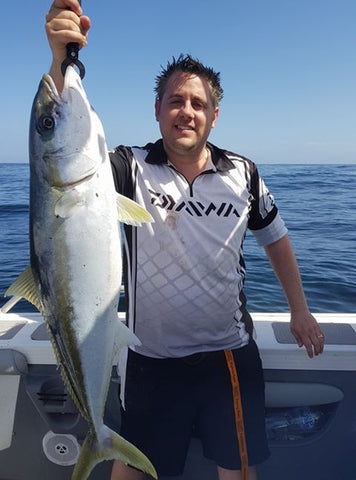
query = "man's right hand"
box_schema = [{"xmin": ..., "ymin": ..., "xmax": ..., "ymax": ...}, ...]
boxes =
[{"xmin": 45, "ymin": 0, "xmax": 91, "ymax": 90}]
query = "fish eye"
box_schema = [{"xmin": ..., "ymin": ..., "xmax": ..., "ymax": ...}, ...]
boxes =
[{"xmin": 37, "ymin": 114, "xmax": 55, "ymax": 134}]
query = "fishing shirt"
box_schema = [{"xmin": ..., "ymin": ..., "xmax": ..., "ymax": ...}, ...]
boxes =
[{"xmin": 110, "ymin": 139, "xmax": 287, "ymax": 358}]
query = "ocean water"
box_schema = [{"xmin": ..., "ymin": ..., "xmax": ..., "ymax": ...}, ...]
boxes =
[{"xmin": 0, "ymin": 163, "xmax": 355, "ymax": 314}]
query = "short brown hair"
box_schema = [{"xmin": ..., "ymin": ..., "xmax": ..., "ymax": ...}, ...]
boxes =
[{"xmin": 154, "ymin": 54, "xmax": 224, "ymax": 107}]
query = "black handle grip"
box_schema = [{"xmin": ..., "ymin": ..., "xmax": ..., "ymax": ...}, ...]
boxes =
[{"xmin": 60, "ymin": 1, "xmax": 85, "ymax": 79}]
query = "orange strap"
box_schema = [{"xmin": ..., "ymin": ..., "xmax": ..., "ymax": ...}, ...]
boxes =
[{"xmin": 224, "ymin": 349, "xmax": 249, "ymax": 480}]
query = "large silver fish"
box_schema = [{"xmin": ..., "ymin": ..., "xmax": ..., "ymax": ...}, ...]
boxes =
[{"xmin": 3, "ymin": 65, "xmax": 156, "ymax": 479}]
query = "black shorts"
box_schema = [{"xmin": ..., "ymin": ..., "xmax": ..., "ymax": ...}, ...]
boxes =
[{"xmin": 119, "ymin": 340, "xmax": 270, "ymax": 476}]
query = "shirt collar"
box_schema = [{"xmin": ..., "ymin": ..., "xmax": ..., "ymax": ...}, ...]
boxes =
[{"xmin": 144, "ymin": 139, "xmax": 236, "ymax": 172}]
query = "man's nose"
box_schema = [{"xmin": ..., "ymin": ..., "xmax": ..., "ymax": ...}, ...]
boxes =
[{"xmin": 180, "ymin": 101, "xmax": 194, "ymax": 118}]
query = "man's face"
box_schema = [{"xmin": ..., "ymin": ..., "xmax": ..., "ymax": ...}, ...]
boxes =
[{"xmin": 155, "ymin": 72, "xmax": 219, "ymax": 158}]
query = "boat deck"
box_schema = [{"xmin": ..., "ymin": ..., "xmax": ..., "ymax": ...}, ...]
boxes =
[{"xmin": 1, "ymin": 312, "xmax": 356, "ymax": 479}]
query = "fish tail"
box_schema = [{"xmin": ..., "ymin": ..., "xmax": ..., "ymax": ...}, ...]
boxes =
[{"xmin": 71, "ymin": 425, "xmax": 157, "ymax": 480}]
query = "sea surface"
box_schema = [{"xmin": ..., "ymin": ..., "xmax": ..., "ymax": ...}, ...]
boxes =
[{"xmin": 0, "ymin": 163, "xmax": 355, "ymax": 314}]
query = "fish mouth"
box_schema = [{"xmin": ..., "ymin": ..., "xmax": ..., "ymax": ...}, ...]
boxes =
[
  {"xmin": 43, "ymin": 74, "xmax": 60, "ymax": 99},
  {"xmin": 37, "ymin": 68, "xmax": 76, "ymax": 119},
  {"xmin": 38, "ymin": 74, "xmax": 61, "ymax": 111}
]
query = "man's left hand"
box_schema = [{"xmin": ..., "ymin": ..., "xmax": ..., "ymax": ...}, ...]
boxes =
[{"xmin": 290, "ymin": 312, "xmax": 325, "ymax": 358}]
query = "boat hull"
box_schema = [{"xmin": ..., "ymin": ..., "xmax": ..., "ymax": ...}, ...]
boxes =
[{"xmin": 1, "ymin": 312, "xmax": 356, "ymax": 480}]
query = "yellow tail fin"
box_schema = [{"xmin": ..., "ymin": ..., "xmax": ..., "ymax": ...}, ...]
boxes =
[{"xmin": 71, "ymin": 426, "xmax": 157, "ymax": 480}]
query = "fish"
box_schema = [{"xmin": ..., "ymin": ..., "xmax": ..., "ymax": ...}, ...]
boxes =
[{"xmin": 3, "ymin": 65, "xmax": 156, "ymax": 480}]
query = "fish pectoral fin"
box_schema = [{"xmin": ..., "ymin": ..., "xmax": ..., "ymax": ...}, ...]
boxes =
[
  {"xmin": 71, "ymin": 426, "xmax": 157, "ymax": 480},
  {"xmin": 3, "ymin": 266, "xmax": 43, "ymax": 313},
  {"xmin": 54, "ymin": 189, "xmax": 85, "ymax": 218},
  {"xmin": 116, "ymin": 319, "xmax": 141, "ymax": 349},
  {"xmin": 116, "ymin": 193, "xmax": 154, "ymax": 227}
]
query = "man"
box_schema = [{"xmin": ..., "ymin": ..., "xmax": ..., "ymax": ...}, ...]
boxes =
[{"xmin": 45, "ymin": 2, "xmax": 325, "ymax": 479}]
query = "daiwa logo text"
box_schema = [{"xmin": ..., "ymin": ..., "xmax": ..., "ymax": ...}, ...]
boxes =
[{"xmin": 149, "ymin": 189, "xmax": 240, "ymax": 218}]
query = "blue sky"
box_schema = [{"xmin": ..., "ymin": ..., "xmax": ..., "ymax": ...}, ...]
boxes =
[{"xmin": 1, "ymin": 0, "xmax": 355, "ymax": 163}]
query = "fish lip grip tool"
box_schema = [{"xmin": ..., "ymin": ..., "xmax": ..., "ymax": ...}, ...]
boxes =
[
  {"xmin": 60, "ymin": 0, "xmax": 85, "ymax": 79},
  {"xmin": 61, "ymin": 42, "xmax": 85, "ymax": 79}
]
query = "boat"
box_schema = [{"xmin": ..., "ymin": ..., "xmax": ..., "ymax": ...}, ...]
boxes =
[{"xmin": 0, "ymin": 311, "xmax": 355, "ymax": 479}]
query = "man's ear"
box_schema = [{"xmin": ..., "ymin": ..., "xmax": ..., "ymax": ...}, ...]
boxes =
[
  {"xmin": 211, "ymin": 107, "xmax": 219, "ymax": 128},
  {"xmin": 155, "ymin": 99, "xmax": 160, "ymax": 121}
]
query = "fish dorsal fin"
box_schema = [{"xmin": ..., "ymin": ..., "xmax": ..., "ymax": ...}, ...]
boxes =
[
  {"xmin": 4, "ymin": 266, "xmax": 43, "ymax": 313},
  {"xmin": 116, "ymin": 193, "xmax": 153, "ymax": 227},
  {"xmin": 54, "ymin": 189, "xmax": 85, "ymax": 218}
]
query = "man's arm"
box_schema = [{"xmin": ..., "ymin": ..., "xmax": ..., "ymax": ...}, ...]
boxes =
[
  {"xmin": 45, "ymin": 0, "xmax": 91, "ymax": 92},
  {"xmin": 264, "ymin": 234, "xmax": 325, "ymax": 358}
]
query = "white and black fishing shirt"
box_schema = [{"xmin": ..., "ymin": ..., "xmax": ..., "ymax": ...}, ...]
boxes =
[{"xmin": 110, "ymin": 139, "xmax": 287, "ymax": 358}]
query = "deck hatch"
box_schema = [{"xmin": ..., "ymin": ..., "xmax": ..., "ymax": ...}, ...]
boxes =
[
  {"xmin": 0, "ymin": 321, "xmax": 27, "ymax": 340},
  {"xmin": 31, "ymin": 323, "xmax": 49, "ymax": 341},
  {"xmin": 272, "ymin": 322, "xmax": 356, "ymax": 345}
]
